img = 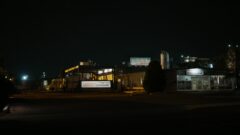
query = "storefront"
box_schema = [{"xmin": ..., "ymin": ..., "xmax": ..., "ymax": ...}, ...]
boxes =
[{"xmin": 176, "ymin": 68, "xmax": 235, "ymax": 91}]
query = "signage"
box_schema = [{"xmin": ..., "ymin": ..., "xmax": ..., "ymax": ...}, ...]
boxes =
[
  {"xmin": 81, "ymin": 81, "xmax": 111, "ymax": 88},
  {"xmin": 186, "ymin": 68, "xmax": 204, "ymax": 76},
  {"xmin": 130, "ymin": 57, "xmax": 151, "ymax": 66}
]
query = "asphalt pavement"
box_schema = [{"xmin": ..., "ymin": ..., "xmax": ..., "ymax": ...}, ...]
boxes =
[{"xmin": 1, "ymin": 91, "xmax": 240, "ymax": 134}]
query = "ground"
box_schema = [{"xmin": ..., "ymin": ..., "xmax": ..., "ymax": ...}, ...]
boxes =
[{"xmin": 1, "ymin": 90, "xmax": 240, "ymax": 134}]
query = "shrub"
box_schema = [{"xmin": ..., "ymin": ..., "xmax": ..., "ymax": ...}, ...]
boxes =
[{"xmin": 143, "ymin": 61, "xmax": 166, "ymax": 93}]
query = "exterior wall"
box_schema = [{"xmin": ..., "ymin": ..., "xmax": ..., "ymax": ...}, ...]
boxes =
[
  {"xmin": 66, "ymin": 76, "xmax": 79, "ymax": 90},
  {"xmin": 191, "ymin": 76, "xmax": 211, "ymax": 90},
  {"xmin": 48, "ymin": 78, "xmax": 66, "ymax": 91},
  {"xmin": 210, "ymin": 76, "xmax": 235, "ymax": 90},
  {"xmin": 177, "ymin": 75, "xmax": 235, "ymax": 91},
  {"xmin": 121, "ymin": 72, "xmax": 145, "ymax": 90},
  {"xmin": 164, "ymin": 70, "xmax": 177, "ymax": 92},
  {"xmin": 64, "ymin": 69, "xmax": 114, "ymax": 90}
]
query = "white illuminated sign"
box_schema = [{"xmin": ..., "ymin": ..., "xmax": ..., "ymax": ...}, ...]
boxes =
[
  {"xmin": 130, "ymin": 57, "xmax": 151, "ymax": 66},
  {"xmin": 81, "ymin": 81, "xmax": 111, "ymax": 88},
  {"xmin": 186, "ymin": 68, "xmax": 204, "ymax": 76},
  {"xmin": 104, "ymin": 69, "xmax": 113, "ymax": 73}
]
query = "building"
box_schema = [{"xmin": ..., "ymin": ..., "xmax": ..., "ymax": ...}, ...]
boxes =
[
  {"xmin": 115, "ymin": 57, "xmax": 150, "ymax": 91},
  {"xmin": 166, "ymin": 68, "xmax": 235, "ymax": 91},
  {"xmin": 178, "ymin": 55, "xmax": 214, "ymax": 69},
  {"xmin": 116, "ymin": 66, "xmax": 235, "ymax": 92},
  {"xmin": 49, "ymin": 56, "xmax": 234, "ymax": 92},
  {"xmin": 79, "ymin": 60, "xmax": 96, "ymax": 66},
  {"xmin": 115, "ymin": 66, "xmax": 146, "ymax": 91},
  {"xmin": 114, "ymin": 56, "xmax": 234, "ymax": 92},
  {"xmin": 62, "ymin": 60, "xmax": 115, "ymax": 91},
  {"xmin": 46, "ymin": 60, "xmax": 114, "ymax": 91},
  {"xmin": 130, "ymin": 57, "xmax": 151, "ymax": 67},
  {"xmin": 182, "ymin": 56, "xmax": 198, "ymax": 63}
]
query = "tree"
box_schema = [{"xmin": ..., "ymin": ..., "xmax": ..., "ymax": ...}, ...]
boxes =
[
  {"xmin": 226, "ymin": 47, "xmax": 236, "ymax": 72},
  {"xmin": 0, "ymin": 75, "xmax": 16, "ymax": 112},
  {"xmin": 0, "ymin": 56, "xmax": 5, "ymax": 76},
  {"xmin": 143, "ymin": 60, "xmax": 166, "ymax": 93}
]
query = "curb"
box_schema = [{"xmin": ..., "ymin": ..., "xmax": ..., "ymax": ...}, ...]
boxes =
[{"xmin": 185, "ymin": 102, "xmax": 240, "ymax": 110}]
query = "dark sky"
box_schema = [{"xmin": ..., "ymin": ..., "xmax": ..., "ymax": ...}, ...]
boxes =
[{"xmin": 1, "ymin": 0, "xmax": 239, "ymax": 78}]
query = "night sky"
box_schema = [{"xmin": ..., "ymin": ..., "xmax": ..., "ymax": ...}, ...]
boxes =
[{"xmin": 1, "ymin": 1, "xmax": 239, "ymax": 78}]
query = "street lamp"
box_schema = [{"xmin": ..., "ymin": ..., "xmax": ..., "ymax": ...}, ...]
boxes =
[{"xmin": 21, "ymin": 75, "xmax": 29, "ymax": 81}]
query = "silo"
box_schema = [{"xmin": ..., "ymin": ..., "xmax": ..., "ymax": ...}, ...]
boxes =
[{"xmin": 160, "ymin": 51, "xmax": 170, "ymax": 70}]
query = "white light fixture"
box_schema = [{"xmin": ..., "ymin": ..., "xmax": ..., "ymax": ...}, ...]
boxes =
[
  {"xmin": 209, "ymin": 64, "xmax": 214, "ymax": 69},
  {"xmin": 186, "ymin": 68, "xmax": 204, "ymax": 76},
  {"xmin": 104, "ymin": 69, "xmax": 113, "ymax": 73},
  {"xmin": 98, "ymin": 70, "xmax": 103, "ymax": 74}
]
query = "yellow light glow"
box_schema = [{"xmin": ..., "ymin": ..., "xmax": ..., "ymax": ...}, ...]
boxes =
[
  {"xmin": 97, "ymin": 74, "xmax": 113, "ymax": 81},
  {"xmin": 98, "ymin": 76, "xmax": 104, "ymax": 80},
  {"xmin": 65, "ymin": 65, "xmax": 79, "ymax": 73},
  {"xmin": 107, "ymin": 74, "xmax": 113, "ymax": 80}
]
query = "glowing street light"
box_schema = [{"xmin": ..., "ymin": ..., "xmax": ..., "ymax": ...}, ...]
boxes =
[{"xmin": 21, "ymin": 75, "xmax": 29, "ymax": 81}]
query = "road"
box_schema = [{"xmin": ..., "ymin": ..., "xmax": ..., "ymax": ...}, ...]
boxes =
[{"xmin": 1, "ymin": 92, "xmax": 240, "ymax": 134}]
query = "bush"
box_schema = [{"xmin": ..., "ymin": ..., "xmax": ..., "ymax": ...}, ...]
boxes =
[{"xmin": 143, "ymin": 61, "xmax": 166, "ymax": 93}]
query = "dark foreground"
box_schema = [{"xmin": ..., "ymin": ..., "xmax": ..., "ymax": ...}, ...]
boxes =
[{"xmin": 1, "ymin": 91, "xmax": 240, "ymax": 134}]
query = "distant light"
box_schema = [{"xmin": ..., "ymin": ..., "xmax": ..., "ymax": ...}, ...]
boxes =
[
  {"xmin": 65, "ymin": 65, "xmax": 79, "ymax": 73},
  {"xmin": 236, "ymin": 45, "xmax": 239, "ymax": 48},
  {"xmin": 22, "ymin": 75, "xmax": 29, "ymax": 81},
  {"xmin": 117, "ymin": 79, "xmax": 121, "ymax": 83},
  {"xmin": 185, "ymin": 59, "xmax": 190, "ymax": 63},
  {"xmin": 43, "ymin": 80, "xmax": 48, "ymax": 86},
  {"xmin": 181, "ymin": 55, "xmax": 184, "ymax": 58},
  {"xmin": 104, "ymin": 69, "xmax": 113, "ymax": 73},
  {"xmin": 209, "ymin": 64, "xmax": 214, "ymax": 69},
  {"xmin": 42, "ymin": 72, "xmax": 46, "ymax": 78},
  {"xmin": 228, "ymin": 44, "xmax": 231, "ymax": 48},
  {"xmin": 98, "ymin": 70, "xmax": 103, "ymax": 74},
  {"xmin": 5, "ymin": 76, "xmax": 8, "ymax": 79},
  {"xmin": 104, "ymin": 69, "xmax": 108, "ymax": 73},
  {"xmin": 186, "ymin": 68, "xmax": 204, "ymax": 76}
]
